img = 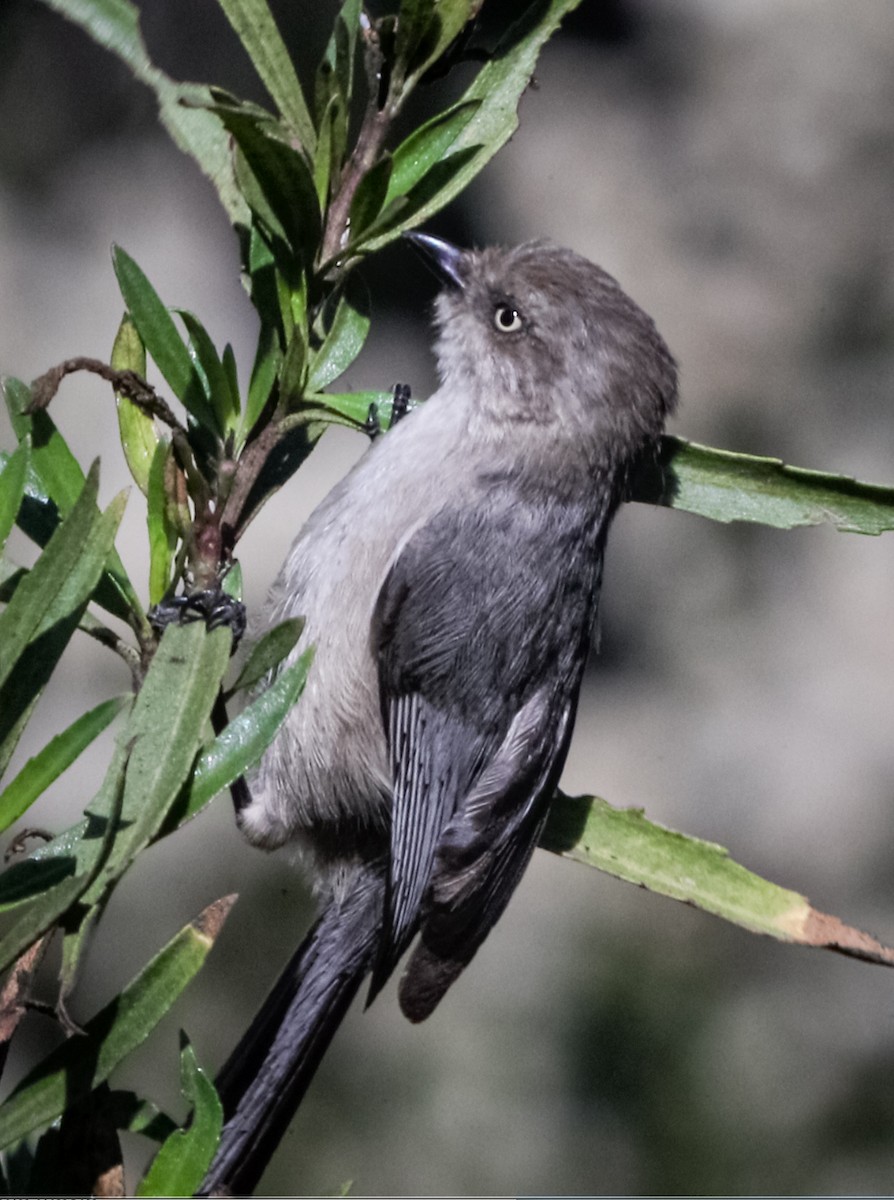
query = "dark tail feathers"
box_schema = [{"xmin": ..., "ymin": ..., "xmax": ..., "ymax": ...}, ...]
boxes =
[{"xmin": 198, "ymin": 865, "xmax": 384, "ymax": 1196}]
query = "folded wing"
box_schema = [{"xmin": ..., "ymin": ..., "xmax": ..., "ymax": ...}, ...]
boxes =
[{"xmin": 369, "ymin": 495, "xmax": 606, "ymax": 1019}]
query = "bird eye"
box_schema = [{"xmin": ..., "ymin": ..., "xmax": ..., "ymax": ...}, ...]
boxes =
[{"xmin": 493, "ymin": 303, "xmax": 523, "ymax": 333}]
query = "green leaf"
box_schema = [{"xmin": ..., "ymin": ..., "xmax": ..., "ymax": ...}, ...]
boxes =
[
  {"xmin": 230, "ymin": 617, "xmax": 305, "ymax": 693},
  {"xmin": 221, "ymin": 559, "xmax": 243, "ymax": 603},
  {"xmin": 541, "ymin": 792, "xmax": 894, "ymax": 967},
  {"xmin": 0, "ymin": 462, "xmax": 124, "ymax": 694},
  {"xmin": 222, "ymin": 343, "xmax": 241, "ymax": 422},
  {"xmin": 307, "ymin": 275, "xmax": 371, "ymax": 392},
  {"xmin": 0, "ymin": 857, "xmax": 79, "ymax": 915},
  {"xmin": 175, "ymin": 646, "xmax": 313, "ymax": 827},
  {"xmin": 214, "ymin": 0, "xmax": 315, "ymax": 150},
  {"xmin": 227, "ymin": 420, "xmax": 321, "ymax": 537},
  {"xmin": 306, "ymin": 389, "xmax": 411, "ymax": 432},
  {"xmin": 279, "ymin": 302, "xmax": 310, "ymax": 409},
  {"xmin": 0, "ymin": 739, "xmax": 127, "ymax": 974},
  {"xmin": 85, "ymin": 622, "xmax": 232, "ymax": 895},
  {"xmin": 244, "ymin": 204, "xmax": 285, "ymax": 336},
  {"xmin": 243, "ymin": 323, "xmax": 281, "ymax": 438},
  {"xmin": 146, "ymin": 441, "xmax": 178, "ymax": 606},
  {"xmin": 2, "ymin": 376, "xmax": 142, "ymax": 624},
  {"xmin": 136, "ymin": 1036, "xmax": 222, "ymax": 1197},
  {"xmin": 0, "ymin": 695, "xmax": 129, "ymax": 836},
  {"xmin": 396, "ymin": 0, "xmax": 473, "ymax": 89},
  {"xmin": 366, "ymin": 146, "xmax": 481, "ymax": 249},
  {"xmin": 384, "ymin": 99, "xmax": 481, "ymax": 207},
  {"xmin": 215, "ymin": 106, "xmax": 321, "ymax": 270},
  {"xmin": 38, "ymin": 623, "xmax": 231, "ymax": 996},
  {"xmin": 635, "ymin": 436, "xmax": 894, "ymax": 536},
  {"xmin": 315, "ymin": 0, "xmax": 361, "ymax": 125},
  {"xmin": 0, "ymin": 442, "xmax": 29, "ymax": 554},
  {"xmin": 112, "ymin": 245, "xmax": 218, "ymax": 433},
  {"xmin": 177, "ymin": 310, "xmax": 240, "ymax": 436},
  {"xmin": 112, "ymin": 312, "xmax": 156, "ymax": 495},
  {"xmin": 0, "ymin": 459, "xmax": 125, "ymax": 782},
  {"xmin": 361, "ymin": 0, "xmax": 584, "ymax": 250},
  {"xmin": 348, "ymin": 155, "xmax": 394, "ymax": 241},
  {"xmin": 312, "ymin": 91, "xmax": 341, "ymax": 211},
  {"xmin": 395, "ymin": 0, "xmax": 435, "ymax": 74},
  {"xmin": 40, "ymin": 0, "xmax": 247, "ymax": 226},
  {"xmin": 0, "ymin": 895, "xmax": 237, "ymax": 1153}
]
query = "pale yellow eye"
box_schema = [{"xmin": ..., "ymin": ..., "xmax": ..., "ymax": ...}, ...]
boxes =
[{"xmin": 493, "ymin": 304, "xmax": 523, "ymax": 333}]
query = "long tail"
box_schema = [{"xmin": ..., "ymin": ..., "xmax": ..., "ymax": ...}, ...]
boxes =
[{"xmin": 199, "ymin": 864, "xmax": 385, "ymax": 1196}]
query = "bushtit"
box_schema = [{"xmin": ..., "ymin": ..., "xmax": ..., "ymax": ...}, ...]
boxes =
[{"xmin": 200, "ymin": 234, "xmax": 678, "ymax": 1194}]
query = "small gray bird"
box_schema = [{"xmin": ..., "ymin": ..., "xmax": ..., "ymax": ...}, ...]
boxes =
[{"xmin": 201, "ymin": 234, "xmax": 678, "ymax": 1195}]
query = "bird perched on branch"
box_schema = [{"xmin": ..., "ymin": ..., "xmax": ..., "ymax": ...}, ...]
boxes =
[{"xmin": 200, "ymin": 232, "xmax": 677, "ymax": 1195}]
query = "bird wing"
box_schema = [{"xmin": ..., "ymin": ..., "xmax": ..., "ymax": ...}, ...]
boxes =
[{"xmin": 369, "ymin": 497, "xmax": 603, "ymax": 1015}]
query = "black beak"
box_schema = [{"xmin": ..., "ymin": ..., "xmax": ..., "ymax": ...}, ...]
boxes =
[{"xmin": 404, "ymin": 231, "xmax": 466, "ymax": 289}]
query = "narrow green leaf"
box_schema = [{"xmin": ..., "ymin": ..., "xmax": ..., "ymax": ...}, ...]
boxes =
[
  {"xmin": 136, "ymin": 1037, "xmax": 222, "ymax": 1197},
  {"xmin": 307, "ymin": 276, "xmax": 371, "ymax": 392},
  {"xmin": 395, "ymin": 0, "xmax": 438, "ymax": 80},
  {"xmin": 4, "ymin": 378, "xmax": 83, "ymax": 514},
  {"xmin": 146, "ymin": 441, "xmax": 177, "ymax": 606},
  {"xmin": 31, "ymin": 624, "xmax": 230, "ymax": 996},
  {"xmin": 222, "ymin": 343, "xmax": 241, "ymax": 425},
  {"xmin": 177, "ymin": 310, "xmax": 240, "ymax": 436},
  {"xmin": 41, "ymin": 0, "xmax": 248, "ymax": 227},
  {"xmin": 221, "ymin": 559, "xmax": 243, "ymax": 603},
  {"xmin": 228, "ymin": 421, "xmax": 322, "ymax": 536},
  {"xmin": 214, "ymin": 0, "xmax": 316, "ymax": 149},
  {"xmin": 0, "ymin": 695, "xmax": 129, "ymax": 836},
  {"xmin": 85, "ymin": 622, "xmax": 232, "ymax": 894},
  {"xmin": 245, "ymin": 216, "xmax": 284, "ymax": 339},
  {"xmin": 315, "ymin": 0, "xmax": 360, "ymax": 126},
  {"xmin": 635, "ymin": 436, "xmax": 894, "ymax": 536},
  {"xmin": 348, "ymin": 155, "xmax": 394, "ymax": 241},
  {"xmin": 361, "ymin": 0, "xmax": 584, "ymax": 249},
  {"xmin": 384, "ymin": 100, "xmax": 480, "ymax": 207},
  {"xmin": 243, "ymin": 323, "xmax": 281, "ymax": 438},
  {"xmin": 0, "ymin": 857, "xmax": 78, "ymax": 914},
  {"xmin": 176, "ymin": 647, "xmax": 313, "ymax": 826},
  {"xmin": 279, "ymin": 325, "xmax": 309, "ymax": 408},
  {"xmin": 306, "ymin": 389, "xmax": 412, "ymax": 431},
  {"xmin": 0, "ymin": 739, "xmax": 127, "ymax": 975},
  {"xmin": 542, "ymin": 792, "xmax": 894, "ymax": 967},
  {"xmin": 0, "ymin": 895, "xmax": 237, "ymax": 1152},
  {"xmin": 0, "ymin": 463, "xmax": 120, "ymax": 692},
  {"xmin": 3, "ymin": 376, "xmax": 142, "ymax": 624},
  {"xmin": 0, "ymin": 495, "xmax": 127, "ymax": 773},
  {"xmin": 0, "ymin": 443, "xmax": 28, "ymax": 554},
  {"xmin": 0, "ymin": 463, "xmax": 125, "ymax": 779},
  {"xmin": 216, "ymin": 108, "xmax": 321, "ymax": 269},
  {"xmin": 112, "ymin": 246, "xmax": 218, "ymax": 433},
  {"xmin": 313, "ymin": 91, "xmax": 339, "ymax": 210},
  {"xmin": 230, "ymin": 617, "xmax": 305, "ymax": 694},
  {"xmin": 359, "ymin": 146, "xmax": 481, "ymax": 250},
  {"xmin": 0, "ymin": 697, "xmax": 39, "ymax": 790},
  {"xmin": 398, "ymin": 0, "xmax": 473, "ymax": 89},
  {"xmin": 112, "ymin": 312, "xmax": 157, "ymax": 496}
]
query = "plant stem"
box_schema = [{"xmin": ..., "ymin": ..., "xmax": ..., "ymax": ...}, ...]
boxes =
[{"xmin": 321, "ymin": 19, "xmax": 394, "ymax": 267}]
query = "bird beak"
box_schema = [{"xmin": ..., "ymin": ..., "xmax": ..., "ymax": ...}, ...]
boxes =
[{"xmin": 404, "ymin": 231, "xmax": 466, "ymax": 290}]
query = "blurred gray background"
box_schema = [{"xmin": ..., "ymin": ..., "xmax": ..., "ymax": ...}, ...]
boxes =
[{"xmin": 2, "ymin": 0, "xmax": 894, "ymax": 1194}]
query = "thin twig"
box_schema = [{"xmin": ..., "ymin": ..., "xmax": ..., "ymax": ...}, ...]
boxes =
[
  {"xmin": 29, "ymin": 357, "xmax": 186, "ymax": 434},
  {"xmin": 79, "ymin": 612, "xmax": 143, "ymax": 687}
]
